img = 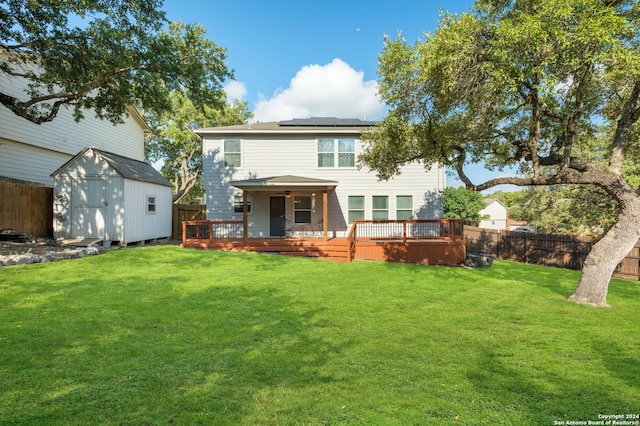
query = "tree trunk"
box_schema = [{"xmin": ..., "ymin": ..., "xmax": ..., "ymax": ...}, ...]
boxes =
[{"xmin": 569, "ymin": 195, "xmax": 640, "ymax": 307}]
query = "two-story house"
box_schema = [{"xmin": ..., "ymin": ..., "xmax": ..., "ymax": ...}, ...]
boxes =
[
  {"xmin": 196, "ymin": 117, "xmax": 446, "ymax": 239},
  {"xmin": 1, "ymin": 64, "xmax": 172, "ymax": 242}
]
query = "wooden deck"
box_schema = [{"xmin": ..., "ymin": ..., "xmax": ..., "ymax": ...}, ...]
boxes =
[
  {"xmin": 181, "ymin": 238, "xmax": 351, "ymax": 262},
  {"xmin": 181, "ymin": 219, "xmax": 467, "ymax": 265},
  {"xmin": 353, "ymin": 238, "xmax": 466, "ymax": 265}
]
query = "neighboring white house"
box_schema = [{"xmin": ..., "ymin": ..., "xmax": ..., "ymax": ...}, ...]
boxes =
[
  {"xmin": 0, "ymin": 67, "xmax": 149, "ymax": 187},
  {"xmin": 51, "ymin": 147, "xmax": 173, "ymax": 245},
  {"xmin": 0, "ymin": 61, "xmax": 166, "ymax": 240},
  {"xmin": 478, "ymin": 198, "xmax": 508, "ymax": 230},
  {"xmin": 196, "ymin": 118, "xmax": 446, "ymax": 238}
]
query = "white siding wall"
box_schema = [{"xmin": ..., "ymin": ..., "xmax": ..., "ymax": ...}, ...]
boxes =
[
  {"xmin": 52, "ymin": 150, "xmax": 123, "ymax": 240},
  {"xmin": 479, "ymin": 201, "xmax": 508, "ymax": 230},
  {"xmin": 1, "ymin": 71, "xmax": 146, "ymax": 187},
  {"xmin": 52, "ymin": 149, "xmax": 171, "ymax": 243},
  {"xmin": 1, "ymin": 139, "xmax": 71, "ymax": 186},
  {"xmin": 203, "ymin": 134, "xmax": 445, "ymax": 237},
  {"xmin": 123, "ymin": 179, "xmax": 172, "ymax": 243}
]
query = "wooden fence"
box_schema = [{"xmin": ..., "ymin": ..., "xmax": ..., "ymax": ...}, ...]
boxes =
[
  {"xmin": 0, "ymin": 180, "xmax": 53, "ymax": 237},
  {"xmin": 172, "ymin": 204, "xmax": 206, "ymax": 240},
  {"xmin": 465, "ymin": 226, "xmax": 640, "ymax": 280}
]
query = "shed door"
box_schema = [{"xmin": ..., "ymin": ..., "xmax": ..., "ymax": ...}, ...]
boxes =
[{"xmin": 71, "ymin": 177, "xmax": 106, "ymax": 239}]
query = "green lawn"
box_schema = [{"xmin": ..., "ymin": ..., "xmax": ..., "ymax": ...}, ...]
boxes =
[{"xmin": 1, "ymin": 246, "xmax": 639, "ymax": 425}]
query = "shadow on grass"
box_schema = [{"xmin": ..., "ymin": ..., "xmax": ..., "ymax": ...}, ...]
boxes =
[
  {"xmin": 594, "ymin": 339, "xmax": 640, "ymax": 390},
  {"xmin": 2, "ymin": 280, "xmax": 347, "ymax": 424},
  {"xmin": 467, "ymin": 342, "xmax": 639, "ymax": 424}
]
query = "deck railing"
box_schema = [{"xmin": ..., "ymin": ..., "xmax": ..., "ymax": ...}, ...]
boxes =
[
  {"xmin": 183, "ymin": 218, "xmax": 464, "ymax": 247},
  {"xmin": 182, "ymin": 220, "xmax": 244, "ymax": 243},
  {"xmin": 345, "ymin": 219, "xmax": 464, "ymax": 261}
]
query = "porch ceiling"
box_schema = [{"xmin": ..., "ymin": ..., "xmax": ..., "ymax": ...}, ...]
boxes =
[{"xmin": 229, "ymin": 175, "xmax": 337, "ymax": 192}]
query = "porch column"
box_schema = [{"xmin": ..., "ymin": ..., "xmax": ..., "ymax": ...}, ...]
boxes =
[
  {"xmin": 323, "ymin": 191, "xmax": 328, "ymax": 240},
  {"xmin": 243, "ymin": 190, "xmax": 248, "ymax": 242}
]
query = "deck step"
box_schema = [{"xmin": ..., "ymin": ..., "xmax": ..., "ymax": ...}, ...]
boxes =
[{"xmin": 183, "ymin": 238, "xmax": 350, "ymax": 262}]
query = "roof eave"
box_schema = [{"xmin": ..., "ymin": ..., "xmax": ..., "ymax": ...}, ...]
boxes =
[{"xmin": 195, "ymin": 128, "xmax": 371, "ymax": 136}]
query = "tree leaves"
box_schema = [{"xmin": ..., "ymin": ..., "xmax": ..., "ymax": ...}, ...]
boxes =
[
  {"xmin": 362, "ymin": 0, "xmax": 640, "ymax": 192},
  {"xmin": 144, "ymin": 92, "xmax": 252, "ymax": 203},
  {"xmin": 0, "ymin": 0, "xmax": 231, "ymax": 124}
]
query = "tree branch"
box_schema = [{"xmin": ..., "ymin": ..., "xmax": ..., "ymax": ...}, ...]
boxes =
[{"xmin": 610, "ymin": 79, "xmax": 640, "ymax": 173}]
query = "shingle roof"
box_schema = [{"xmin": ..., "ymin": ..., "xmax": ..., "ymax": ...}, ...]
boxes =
[
  {"xmin": 95, "ymin": 149, "xmax": 172, "ymax": 187},
  {"xmin": 51, "ymin": 146, "xmax": 172, "ymax": 187},
  {"xmin": 229, "ymin": 175, "xmax": 338, "ymax": 191}
]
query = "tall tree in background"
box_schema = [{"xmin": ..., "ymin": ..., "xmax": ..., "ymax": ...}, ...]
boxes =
[
  {"xmin": 505, "ymin": 186, "xmax": 618, "ymax": 235},
  {"xmin": 361, "ymin": 0, "xmax": 640, "ymax": 307},
  {"xmin": 1, "ymin": 0, "xmax": 231, "ymax": 124},
  {"xmin": 145, "ymin": 93, "xmax": 251, "ymax": 203},
  {"xmin": 443, "ymin": 187, "xmax": 486, "ymax": 223}
]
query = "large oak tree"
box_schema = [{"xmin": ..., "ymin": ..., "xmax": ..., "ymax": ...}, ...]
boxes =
[
  {"xmin": 0, "ymin": 0, "xmax": 231, "ymax": 124},
  {"xmin": 360, "ymin": 0, "xmax": 640, "ymax": 307}
]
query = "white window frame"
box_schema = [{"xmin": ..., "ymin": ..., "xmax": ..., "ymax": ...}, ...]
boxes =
[
  {"xmin": 348, "ymin": 195, "xmax": 365, "ymax": 224},
  {"xmin": 317, "ymin": 138, "xmax": 356, "ymax": 168},
  {"xmin": 224, "ymin": 139, "xmax": 242, "ymax": 168},
  {"xmin": 146, "ymin": 195, "xmax": 156, "ymax": 215},
  {"xmin": 233, "ymin": 194, "xmax": 252, "ymax": 214},
  {"xmin": 294, "ymin": 195, "xmax": 312, "ymax": 224},
  {"xmin": 372, "ymin": 196, "xmax": 389, "ymax": 220},
  {"xmin": 396, "ymin": 195, "xmax": 413, "ymax": 220}
]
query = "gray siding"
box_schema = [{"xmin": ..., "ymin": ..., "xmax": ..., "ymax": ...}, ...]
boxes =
[{"xmin": 203, "ymin": 134, "xmax": 445, "ymax": 237}]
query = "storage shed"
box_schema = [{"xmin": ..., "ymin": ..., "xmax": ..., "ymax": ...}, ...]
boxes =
[{"xmin": 51, "ymin": 146, "xmax": 173, "ymax": 246}]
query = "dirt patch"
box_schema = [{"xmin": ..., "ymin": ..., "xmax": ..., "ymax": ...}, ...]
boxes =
[
  {"xmin": 0, "ymin": 239, "xmax": 70, "ymax": 256},
  {"xmin": 0, "ymin": 236, "xmax": 180, "ymax": 257}
]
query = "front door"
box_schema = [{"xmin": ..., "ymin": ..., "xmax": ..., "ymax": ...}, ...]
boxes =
[{"xmin": 269, "ymin": 196, "xmax": 286, "ymax": 237}]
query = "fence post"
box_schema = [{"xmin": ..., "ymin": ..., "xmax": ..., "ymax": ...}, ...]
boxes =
[{"xmin": 403, "ymin": 222, "xmax": 407, "ymax": 243}]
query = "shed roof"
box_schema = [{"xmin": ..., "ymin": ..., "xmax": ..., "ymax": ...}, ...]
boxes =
[{"xmin": 51, "ymin": 146, "xmax": 172, "ymax": 187}]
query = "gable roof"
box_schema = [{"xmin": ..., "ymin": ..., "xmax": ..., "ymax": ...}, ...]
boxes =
[
  {"xmin": 51, "ymin": 146, "xmax": 172, "ymax": 187},
  {"xmin": 482, "ymin": 198, "xmax": 508, "ymax": 208}
]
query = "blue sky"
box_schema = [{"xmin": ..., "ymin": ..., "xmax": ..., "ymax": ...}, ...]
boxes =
[
  {"xmin": 162, "ymin": 0, "xmax": 474, "ymax": 120},
  {"xmin": 161, "ymin": 0, "xmax": 517, "ymax": 191}
]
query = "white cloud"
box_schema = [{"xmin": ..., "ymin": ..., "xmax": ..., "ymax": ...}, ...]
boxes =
[
  {"xmin": 224, "ymin": 80, "xmax": 248, "ymax": 102},
  {"xmin": 252, "ymin": 58, "xmax": 384, "ymax": 123}
]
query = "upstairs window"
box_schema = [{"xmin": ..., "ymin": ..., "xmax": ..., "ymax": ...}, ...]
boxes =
[
  {"xmin": 317, "ymin": 138, "xmax": 355, "ymax": 168},
  {"xmin": 224, "ymin": 139, "xmax": 242, "ymax": 167},
  {"xmin": 317, "ymin": 138, "xmax": 334, "ymax": 167},
  {"xmin": 338, "ymin": 138, "xmax": 355, "ymax": 167}
]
